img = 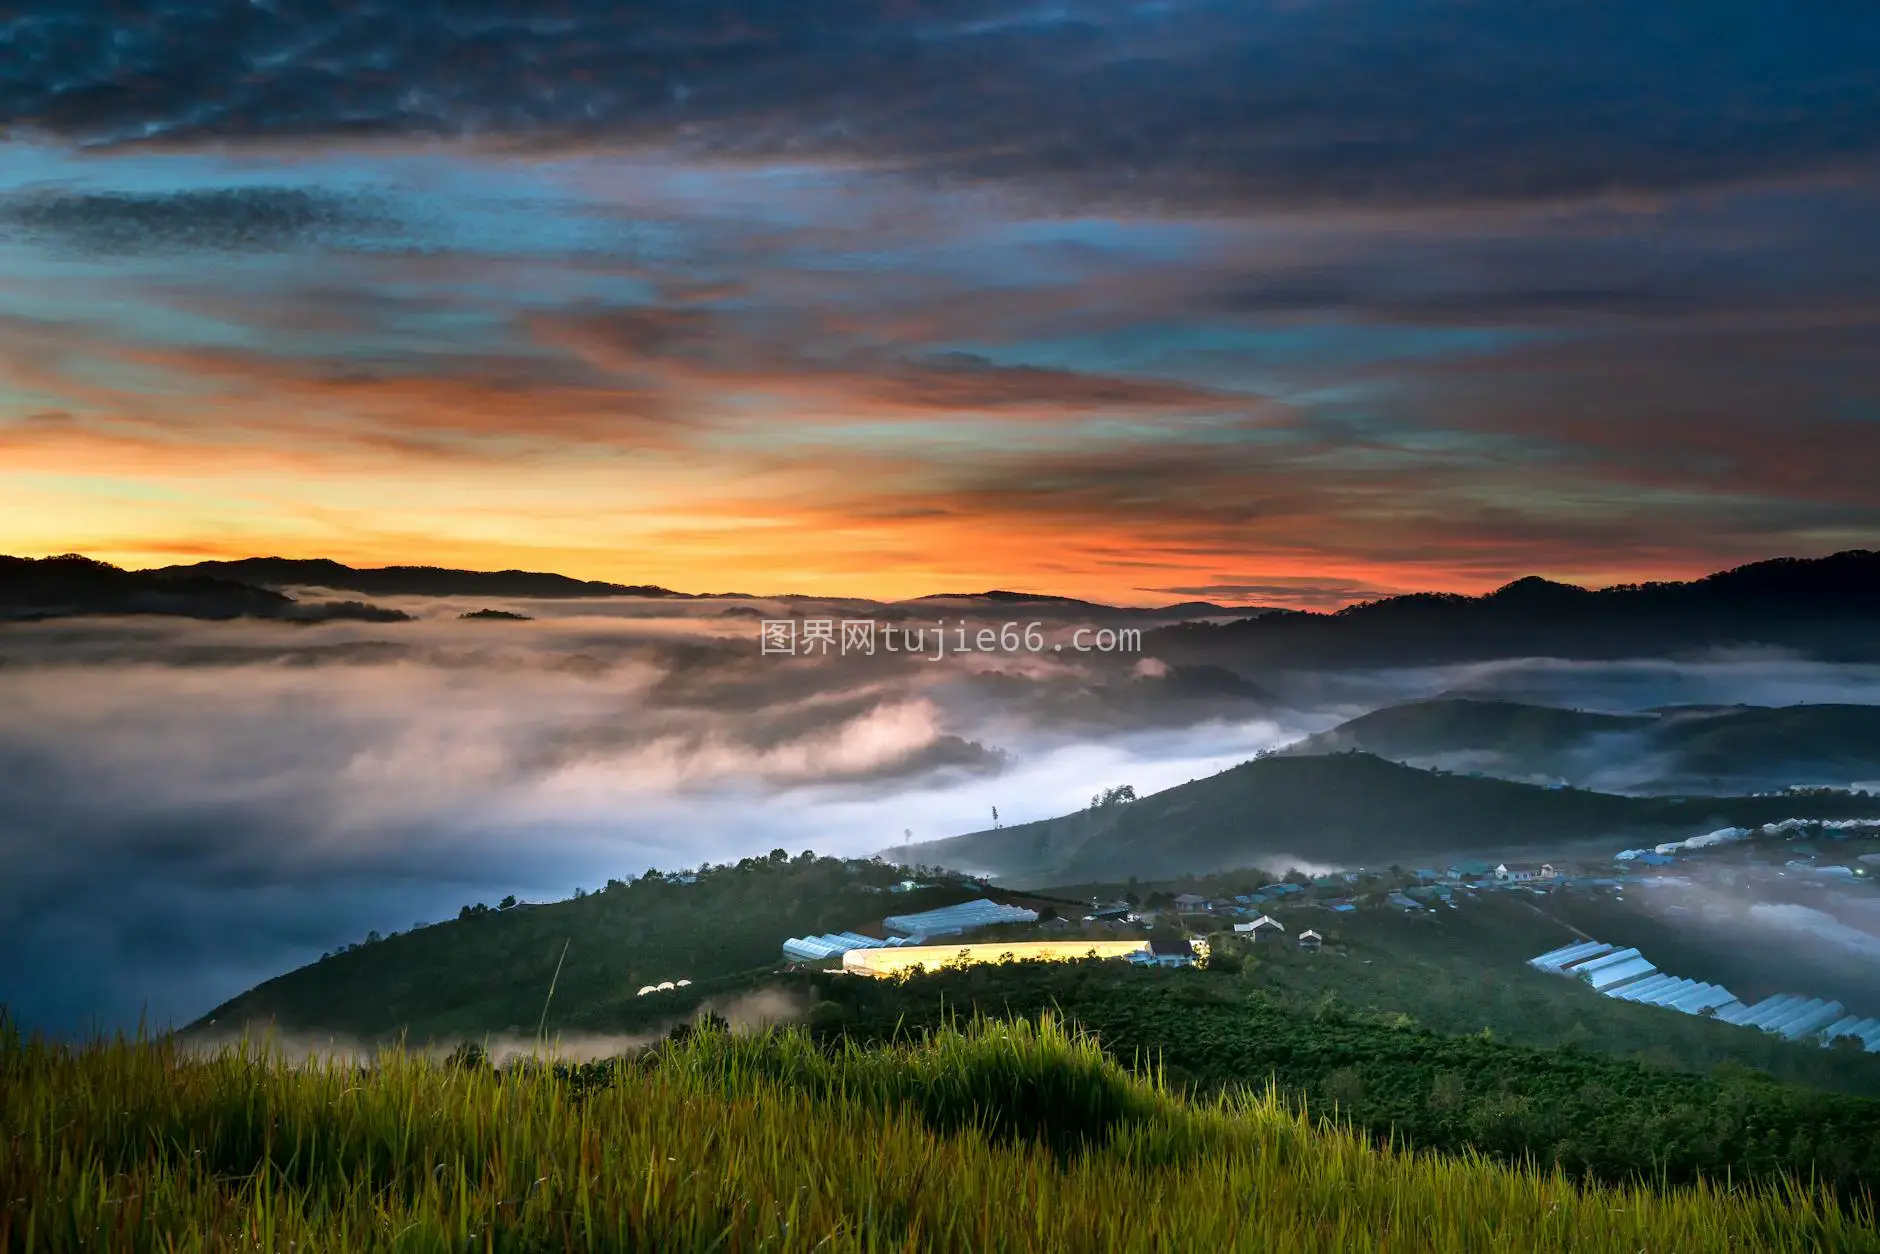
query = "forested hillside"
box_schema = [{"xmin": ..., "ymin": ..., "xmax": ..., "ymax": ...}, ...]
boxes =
[{"xmin": 188, "ymin": 853, "xmax": 982, "ymax": 1041}]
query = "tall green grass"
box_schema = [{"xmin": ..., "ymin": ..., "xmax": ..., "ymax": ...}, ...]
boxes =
[{"xmin": 3, "ymin": 1010, "xmax": 1875, "ymax": 1252}]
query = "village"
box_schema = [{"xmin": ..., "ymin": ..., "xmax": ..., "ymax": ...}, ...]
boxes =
[{"xmin": 736, "ymin": 815, "xmax": 1880, "ymax": 1051}]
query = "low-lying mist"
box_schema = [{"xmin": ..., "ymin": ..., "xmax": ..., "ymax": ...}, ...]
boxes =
[
  {"xmin": 176, "ymin": 986, "xmax": 814, "ymax": 1068},
  {"xmin": 5, "ymin": 600, "xmax": 1878, "ymax": 1035}
]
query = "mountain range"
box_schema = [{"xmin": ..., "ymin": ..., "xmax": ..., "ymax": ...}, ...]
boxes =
[
  {"xmin": 0, "ymin": 554, "xmax": 1265, "ymax": 623},
  {"xmin": 1147, "ymin": 550, "xmax": 1880, "ymax": 665},
  {"xmin": 8, "ymin": 550, "xmax": 1880, "ymax": 653},
  {"xmin": 152, "ymin": 557, "xmax": 688, "ymax": 600},
  {"xmin": 0, "ymin": 554, "xmax": 411, "ymax": 624}
]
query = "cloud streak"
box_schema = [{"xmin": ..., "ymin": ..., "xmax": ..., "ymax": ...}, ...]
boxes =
[{"xmin": 7, "ymin": 3, "xmax": 1878, "ymax": 213}]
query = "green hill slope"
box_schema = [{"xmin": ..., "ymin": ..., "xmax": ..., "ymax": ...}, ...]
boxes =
[
  {"xmin": 1279, "ymin": 698, "xmax": 1651, "ymax": 776},
  {"xmin": 12, "ymin": 1016, "xmax": 1874, "ymax": 1253},
  {"xmin": 1651, "ymin": 703, "xmax": 1880, "ymax": 786},
  {"xmin": 186, "ymin": 855, "xmax": 986, "ymax": 1042},
  {"xmin": 890, "ymin": 752, "xmax": 1880, "ymax": 881},
  {"xmin": 1276, "ymin": 698, "xmax": 1880, "ymax": 791},
  {"xmin": 798, "ymin": 963, "xmax": 1880, "ymax": 1198}
]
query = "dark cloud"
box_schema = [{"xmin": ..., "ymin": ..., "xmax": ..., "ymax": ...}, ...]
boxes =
[
  {"xmin": 5, "ymin": 2, "xmax": 1876, "ymax": 211},
  {"xmin": 0, "ymin": 186, "xmax": 386, "ymax": 254},
  {"xmin": 1200, "ymin": 189, "xmax": 1880, "ymax": 328},
  {"xmin": 857, "ymin": 351, "xmax": 1247, "ymax": 412},
  {"xmin": 536, "ymin": 304, "xmax": 1267, "ymax": 418}
]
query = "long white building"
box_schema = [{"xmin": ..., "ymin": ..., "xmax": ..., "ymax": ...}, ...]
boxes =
[{"xmin": 1529, "ymin": 937, "xmax": 1876, "ymax": 1051}]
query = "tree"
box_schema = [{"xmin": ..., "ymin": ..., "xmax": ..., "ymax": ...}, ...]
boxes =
[
  {"xmin": 445, "ymin": 1041, "xmax": 488, "ymax": 1071},
  {"xmin": 365, "ymin": 930, "xmax": 382, "ymax": 944},
  {"xmin": 1203, "ymin": 938, "xmax": 1245, "ymax": 974},
  {"xmin": 770, "ymin": 848, "xmax": 789, "ymax": 864},
  {"xmin": 499, "ymin": 894, "xmax": 517, "ymax": 910}
]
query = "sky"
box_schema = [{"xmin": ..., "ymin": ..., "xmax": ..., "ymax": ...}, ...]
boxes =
[{"xmin": 2, "ymin": 1, "xmax": 1876, "ymax": 606}]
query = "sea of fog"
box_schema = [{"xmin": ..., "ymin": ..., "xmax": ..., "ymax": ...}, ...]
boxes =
[{"xmin": 8, "ymin": 599, "xmax": 1880, "ymax": 1034}]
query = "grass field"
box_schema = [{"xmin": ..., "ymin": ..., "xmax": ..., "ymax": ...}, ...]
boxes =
[{"xmin": 5, "ymin": 1012, "xmax": 1878, "ymax": 1253}]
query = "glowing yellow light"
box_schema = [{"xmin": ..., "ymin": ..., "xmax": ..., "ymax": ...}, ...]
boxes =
[{"xmin": 841, "ymin": 939, "xmax": 1150, "ymax": 978}]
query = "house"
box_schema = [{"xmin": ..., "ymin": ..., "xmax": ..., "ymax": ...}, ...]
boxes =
[
  {"xmin": 1494, "ymin": 863, "xmax": 1538, "ymax": 883},
  {"xmin": 1298, "ymin": 929, "xmax": 1323, "ymax": 953},
  {"xmin": 1234, "ymin": 914, "xmax": 1286, "ymax": 938},
  {"xmin": 1172, "ymin": 893, "xmax": 1210, "ymax": 909},
  {"xmin": 1135, "ymin": 936, "xmax": 1196, "ymax": 967},
  {"xmin": 1386, "ymin": 892, "xmax": 1425, "ymax": 910},
  {"xmin": 1448, "ymin": 860, "xmax": 1496, "ymax": 880},
  {"xmin": 1538, "ymin": 864, "xmax": 1559, "ymax": 879},
  {"xmin": 1412, "ymin": 868, "xmax": 1442, "ymax": 882},
  {"xmin": 1327, "ymin": 902, "xmax": 1357, "ymax": 913}
]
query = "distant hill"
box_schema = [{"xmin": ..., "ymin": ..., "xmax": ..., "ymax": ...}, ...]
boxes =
[
  {"xmin": 1280, "ymin": 698, "xmax": 1880, "ymax": 793},
  {"xmin": 20, "ymin": 547, "xmax": 1880, "ymax": 639},
  {"xmin": 135, "ymin": 561, "xmax": 1268, "ymax": 617},
  {"xmin": 0, "ymin": 554, "xmax": 409, "ymax": 623},
  {"xmin": 898, "ymin": 591, "xmax": 1271, "ymax": 621},
  {"xmin": 1282, "ymin": 698, "xmax": 1650, "ymax": 766},
  {"xmin": 1148, "ymin": 550, "xmax": 1880, "ymax": 665},
  {"xmin": 459, "ymin": 608, "xmax": 535, "ymax": 621},
  {"xmin": 887, "ymin": 752, "xmax": 1880, "ymax": 882},
  {"xmin": 151, "ymin": 557, "xmax": 687, "ymax": 600}
]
